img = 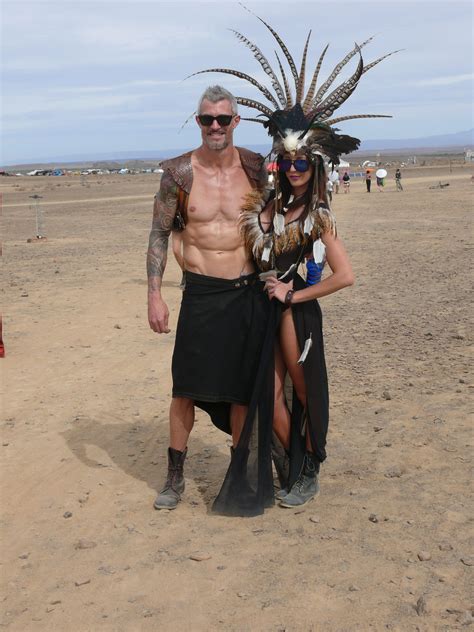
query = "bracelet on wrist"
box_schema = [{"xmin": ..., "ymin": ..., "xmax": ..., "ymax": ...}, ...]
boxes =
[{"xmin": 284, "ymin": 290, "xmax": 295, "ymax": 305}]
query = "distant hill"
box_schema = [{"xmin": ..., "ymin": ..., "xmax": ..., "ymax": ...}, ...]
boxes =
[
  {"xmin": 358, "ymin": 129, "xmax": 473, "ymax": 151},
  {"xmin": 2, "ymin": 130, "xmax": 472, "ymax": 168}
]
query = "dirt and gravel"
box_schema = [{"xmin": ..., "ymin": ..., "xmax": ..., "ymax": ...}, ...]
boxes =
[{"xmin": 1, "ymin": 162, "xmax": 473, "ymax": 631}]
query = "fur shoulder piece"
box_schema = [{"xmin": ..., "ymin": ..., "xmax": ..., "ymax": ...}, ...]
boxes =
[
  {"xmin": 239, "ymin": 189, "xmax": 268, "ymax": 259},
  {"xmin": 309, "ymin": 203, "xmax": 337, "ymax": 238}
]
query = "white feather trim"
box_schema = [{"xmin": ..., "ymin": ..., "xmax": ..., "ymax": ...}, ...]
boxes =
[
  {"xmin": 303, "ymin": 213, "xmax": 315, "ymax": 235},
  {"xmin": 279, "ymin": 263, "xmax": 296, "ymax": 281},
  {"xmin": 282, "ymin": 130, "xmax": 300, "ymax": 153},
  {"xmin": 273, "ymin": 213, "xmax": 285, "ymax": 236},
  {"xmin": 262, "ymin": 245, "xmax": 272, "ymax": 262},
  {"xmin": 282, "ymin": 194, "xmax": 294, "ymax": 214},
  {"xmin": 313, "ymin": 238, "xmax": 326, "ymax": 264},
  {"xmin": 297, "ymin": 334, "xmax": 313, "ymax": 365}
]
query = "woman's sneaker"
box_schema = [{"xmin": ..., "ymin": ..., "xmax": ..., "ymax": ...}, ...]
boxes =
[{"xmin": 275, "ymin": 487, "xmax": 288, "ymax": 500}]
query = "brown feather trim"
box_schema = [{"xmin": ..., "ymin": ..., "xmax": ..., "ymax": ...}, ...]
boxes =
[{"xmin": 240, "ymin": 191, "xmax": 337, "ymax": 271}]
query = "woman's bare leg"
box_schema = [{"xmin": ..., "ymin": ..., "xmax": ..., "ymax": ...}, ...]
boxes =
[
  {"xmin": 278, "ymin": 309, "xmax": 320, "ymax": 507},
  {"xmin": 279, "ymin": 309, "xmax": 306, "ymax": 406},
  {"xmin": 230, "ymin": 404, "xmax": 247, "ymax": 447},
  {"xmin": 273, "ymin": 341, "xmax": 290, "ymax": 449},
  {"xmin": 279, "ymin": 309, "xmax": 313, "ymax": 451}
]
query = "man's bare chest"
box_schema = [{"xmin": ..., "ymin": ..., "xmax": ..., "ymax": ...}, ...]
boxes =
[{"xmin": 187, "ymin": 169, "xmax": 252, "ymax": 224}]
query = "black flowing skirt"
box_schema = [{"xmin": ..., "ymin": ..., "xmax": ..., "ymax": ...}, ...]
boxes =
[
  {"xmin": 212, "ymin": 273, "xmax": 329, "ymax": 517},
  {"xmin": 172, "ymin": 271, "xmax": 269, "ymax": 434}
]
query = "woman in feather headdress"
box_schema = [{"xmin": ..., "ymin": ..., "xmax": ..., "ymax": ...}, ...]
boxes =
[
  {"xmin": 240, "ymin": 137, "xmax": 355, "ymax": 507},
  {"xmin": 192, "ymin": 6, "xmax": 397, "ymax": 513}
]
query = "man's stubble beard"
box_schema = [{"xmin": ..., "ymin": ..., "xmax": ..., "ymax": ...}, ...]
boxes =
[{"xmin": 204, "ymin": 134, "xmax": 231, "ymax": 151}]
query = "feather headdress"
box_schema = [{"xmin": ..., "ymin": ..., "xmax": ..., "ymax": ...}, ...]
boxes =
[{"xmin": 187, "ymin": 3, "xmax": 400, "ymax": 163}]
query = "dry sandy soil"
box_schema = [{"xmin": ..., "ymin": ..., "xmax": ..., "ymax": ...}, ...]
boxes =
[{"xmin": 1, "ymin": 163, "xmax": 473, "ymax": 631}]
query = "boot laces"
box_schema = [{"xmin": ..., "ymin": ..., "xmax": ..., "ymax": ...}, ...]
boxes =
[{"xmin": 163, "ymin": 466, "xmax": 183, "ymax": 492}]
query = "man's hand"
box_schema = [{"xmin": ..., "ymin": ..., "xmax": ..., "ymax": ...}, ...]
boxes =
[{"xmin": 148, "ymin": 293, "xmax": 170, "ymax": 333}]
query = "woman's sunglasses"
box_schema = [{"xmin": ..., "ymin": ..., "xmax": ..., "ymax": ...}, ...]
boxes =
[
  {"xmin": 278, "ymin": 158, "xmax": 310, "ymax": 173},
  {"xmin": 197, "ymin": 114, "xmax": 234, "ymax": 127}
]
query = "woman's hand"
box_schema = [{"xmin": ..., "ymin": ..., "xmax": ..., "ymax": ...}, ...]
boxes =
[{"xmin": 264, "ymin": 276, "xmax": 294, "ymax": 303}]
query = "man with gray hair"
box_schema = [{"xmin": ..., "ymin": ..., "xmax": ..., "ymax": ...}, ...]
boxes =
[{"xmin": 147, "ymin": 85, "xmax": 268, "ymax": 511}]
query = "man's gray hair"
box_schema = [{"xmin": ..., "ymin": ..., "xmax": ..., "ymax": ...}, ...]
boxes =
[{"xmin": 197, "ymin": 85, "xmax": 238, "ymax": 115}]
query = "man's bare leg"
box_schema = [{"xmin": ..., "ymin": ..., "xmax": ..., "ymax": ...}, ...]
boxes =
[
  {"xmin": 170, "ymin": 397, "xmax": 195, "ymax": 451},
  {"xmin": 230, "ymin": 403, "xmax": 247, "ymax": 448}
]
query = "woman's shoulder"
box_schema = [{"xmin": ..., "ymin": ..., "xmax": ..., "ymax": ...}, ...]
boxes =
[{"xmin": 308, "ymin": 200, "xmax": 336, "ymax": 237}]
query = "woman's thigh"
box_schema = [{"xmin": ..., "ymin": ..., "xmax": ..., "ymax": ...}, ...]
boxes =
[
  {"xmin": 274, "ymin": 340, "xmax": 287, "ymax": 404},
  {"xmin": 279, "ymin": 308, "xmax": 306, "ymax": 405}
]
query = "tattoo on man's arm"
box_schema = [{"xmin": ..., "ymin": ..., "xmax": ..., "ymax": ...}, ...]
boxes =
[{"xmin": 147, "ymin": 172, "xmax": 177, "ymax": 292}]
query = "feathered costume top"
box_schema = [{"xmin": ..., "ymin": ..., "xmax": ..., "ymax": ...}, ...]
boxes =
[{"xmin": 239, "ymin": 189, "xmax": 336, "ymax": 272}]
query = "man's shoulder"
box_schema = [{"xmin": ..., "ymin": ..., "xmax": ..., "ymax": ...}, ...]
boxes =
[
  {"xmin": 236, "ymin": 146, "xmax": 266, "ymax": 190},
  {"xmin": 161, "ymin": 150, "xmax": 194, "ymax": 194},
  {"xmin": 236, "ymin": 146, "xmax": 265, "ymax": 167},
  {"xmin": 161, "ymin": 150, "xmax": 193, "ymax": 170}
]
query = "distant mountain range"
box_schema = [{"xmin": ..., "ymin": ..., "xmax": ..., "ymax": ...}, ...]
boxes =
[
  {"xmin": 3, "ymin": 129, "xmax": 472, "ymax": 168},
  {"xmin": 358, "ymin": 129, "xmax": 473, "ymax": 151}
]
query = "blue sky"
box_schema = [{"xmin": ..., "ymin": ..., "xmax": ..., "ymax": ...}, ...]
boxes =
[{"xmin": 2, "ymin": 0, "xmax": 473, "ymax": 164}]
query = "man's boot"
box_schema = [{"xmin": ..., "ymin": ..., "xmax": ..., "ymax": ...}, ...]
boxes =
[
  {"xmin": 279, "ymin": 452, "xmax": 320, "ymax": 508},
  {"xmin": 153, "ymin": 447, "xmax": 187, "ymax": 510}
]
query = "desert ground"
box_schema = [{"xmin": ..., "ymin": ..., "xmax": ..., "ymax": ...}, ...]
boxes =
[{"xmin": 1, "ymin": 161, "xmax": 473, "ymax": 631}]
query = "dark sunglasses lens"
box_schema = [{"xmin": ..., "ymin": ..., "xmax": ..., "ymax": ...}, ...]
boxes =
[
  {"xmin": 198, "ymin": 114, "xmax": 233, "ymax": 126},
  {"xmin": 278, "ymin": 159, "xmax": 292, "ymax": 172},
  {"xmin": 198, "ymin": 115, "xmax": 213, "ymax": 126},
  {"xmin": 294, "ymin": 159, "xmax": 309, "ymax": 172},
  {"xmin": 216, "ymin": 115, "xmax": 233, "ymax": 126}
]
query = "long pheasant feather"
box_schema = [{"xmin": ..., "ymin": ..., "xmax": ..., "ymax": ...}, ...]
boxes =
[
  {"xmin": 302, "ymin": 43, "xmax": 329, "ymax": 113},
  {"xmin": 311, "ymin": 52, "xmax": 363, "ymax": 120},
  {"xmin": 230, "ymin": 29, "xmax": 286, "ymax": 107},
  {"xmin": 239, "ymin": 3, "xmax": 299, "ymax": 88},
  {"xmin": 186, "ymin": 68, "xmax": 279, "ymax": 108},
  {"xmin": 235, "ymin": 96, "xmax": 273, "ymax": 118},
  {"xmin": 314, "ymin": 84, "xmax": 359, "ymax": 121},
  {"xmin": 274, "ymin": 51, "xmax": 292, "ymax": 108},
  {"xmin": 296, "ymin": 30, "xmax": 312, "ymax": 104},
  {"xmin": 317, "ymin": 53, "xmax": 363, "ymax": 112},
  {"xmin": 313, "ymin": 36, "xmax": 374, "ymax": 105},
  {"xmin": 241, "ymin": 117, "xmax": 266, "ymax": 125},
  {"xmin": 362, "ymin": 49, "xmax": 402, "ymax": 75},
  {"xmin": 324, "ymin": 113, "xmax": 392, "ymax": 125}
]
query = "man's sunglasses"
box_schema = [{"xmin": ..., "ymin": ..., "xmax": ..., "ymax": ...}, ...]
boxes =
[
  {"xmin": 278, "ymin": 158, "xmax": 310, "ymax": 173},
  {"xmin": 197, "ymin": 114, "xmax": 234, "ymax": 127}
]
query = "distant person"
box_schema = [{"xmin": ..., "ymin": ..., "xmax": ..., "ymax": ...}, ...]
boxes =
[
  {"xmin": 342, "ymin": 171, "xmax": 350, "ymax": 193},
  {"xmin": 365, "ymin": 170, "xmax": 372, "ymax": 193},
  {"xmin": 331, "ymin": 169, "xmax": 340, "ymax": 194},
  {"xmin": 395, "ymin": 168, "xmax": 403, "ymax": 191},
  {"xmin": 327, "ymin": 177, "xmax": 333, "ymax": 202},
  {"xmin": 376, "ymin": 175, "xmax": 385, "ymax": 192}
]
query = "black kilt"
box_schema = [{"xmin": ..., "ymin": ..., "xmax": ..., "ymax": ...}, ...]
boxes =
[{"xmin": 172, "ymin": 271, "xmax": 269, "ymax": 433}]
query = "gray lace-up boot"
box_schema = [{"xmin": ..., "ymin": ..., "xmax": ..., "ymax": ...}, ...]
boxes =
[
  {"xmin": 153, "ymin": 447, "xmax": 187, "ymax": 510},
  {"xmin": 279, "ymin": 452, "xmax": 320, "ymax": 508}
]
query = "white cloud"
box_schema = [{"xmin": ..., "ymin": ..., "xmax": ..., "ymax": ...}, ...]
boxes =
[{"xmin": 417, "ymin": 73, "xmax": 474, "ymax": 87}]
